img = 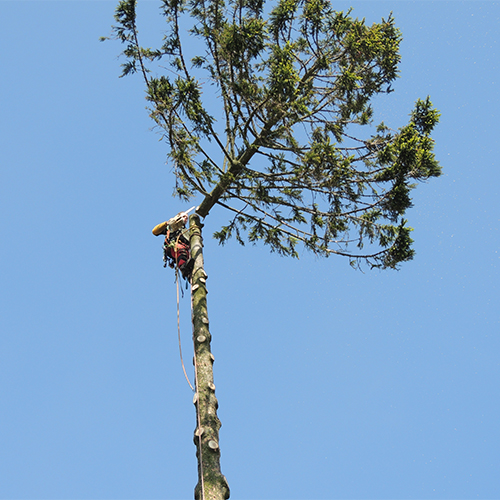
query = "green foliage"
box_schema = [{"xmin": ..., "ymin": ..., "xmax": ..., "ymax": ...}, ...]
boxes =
[{"xmin": 107, "ymin": 0, "xmax": 441, "ymax": 269}]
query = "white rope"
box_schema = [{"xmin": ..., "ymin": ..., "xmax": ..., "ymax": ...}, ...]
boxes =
[
  {"xmin": 191, "ymin": 284, "xmax": 206, "ymax": 500},
  {"xmin": 176, "ymin": 268, "xmax": 195, "ymax": 392}
]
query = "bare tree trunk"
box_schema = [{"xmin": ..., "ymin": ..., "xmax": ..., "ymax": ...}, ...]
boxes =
[{"xmin": 189, "ymin": 214, "xmax": 230, "ymax": 500}]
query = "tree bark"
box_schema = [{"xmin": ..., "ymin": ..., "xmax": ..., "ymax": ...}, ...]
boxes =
[{"xmin": 189, "ymin": 214, "xmax": 230, "ymax": 500}]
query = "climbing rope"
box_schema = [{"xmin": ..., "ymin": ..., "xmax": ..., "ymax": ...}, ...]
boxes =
[
  {"xmin": 191, "ymin": 284, "xmax": 206, "ymax": 500},
  {"xmin": 175, "ymin": 267, "xmax": 194, "ymax": 392},
  {"xmin": 168, "ymin": 225, "xmax": 195, "ymax": 392},
  {"xmin": 161, "ymin": 215, "xmax": 205, "ymax": 500}
]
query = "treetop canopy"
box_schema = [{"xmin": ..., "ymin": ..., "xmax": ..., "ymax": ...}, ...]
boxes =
[{"xmin": 107, "ymin": 0, "xmax": 441, "ymax": 269}]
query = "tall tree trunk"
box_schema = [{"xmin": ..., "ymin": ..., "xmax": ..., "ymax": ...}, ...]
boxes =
[{"xmin": 189, "ymin": 214, "xmax": 230, "ymax": 500}]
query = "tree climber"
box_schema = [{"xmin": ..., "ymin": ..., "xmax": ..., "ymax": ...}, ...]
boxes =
[{"xmin": 152, "ymin": 209, "xmax": 195, "ymax": 281}]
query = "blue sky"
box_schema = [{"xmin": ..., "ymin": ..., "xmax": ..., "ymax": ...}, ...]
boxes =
[{"xmin": 1, "ymin": 1, "xmax": 499, "ymax": 499}]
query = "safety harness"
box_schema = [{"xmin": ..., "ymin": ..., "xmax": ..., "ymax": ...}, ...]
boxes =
[{"xmin": 152, "ymin": 208, "xmax": 195, "ymax": 281}]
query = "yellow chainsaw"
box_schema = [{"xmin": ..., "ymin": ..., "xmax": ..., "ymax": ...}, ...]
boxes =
[{"xmin": 152, "ymin": 206, "xmax": 196, "ymax": 236}]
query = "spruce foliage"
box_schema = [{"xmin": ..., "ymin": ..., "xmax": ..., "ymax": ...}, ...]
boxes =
[{"xmin": 106, "ymin": 0, "xmax": 441, "ymax": 268}]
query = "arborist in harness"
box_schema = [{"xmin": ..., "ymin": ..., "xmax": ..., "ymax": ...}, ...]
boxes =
[{"xmin": 152, "ymin": 208, "xmax": 195, "ymax": 281}]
